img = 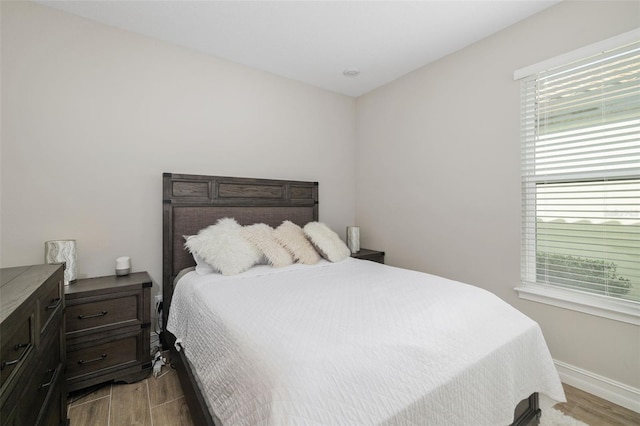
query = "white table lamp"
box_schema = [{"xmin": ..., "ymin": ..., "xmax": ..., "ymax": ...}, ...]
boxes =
[{"xmin": 45, "ymin": 239, "xmax": 77, "ymax": 284}]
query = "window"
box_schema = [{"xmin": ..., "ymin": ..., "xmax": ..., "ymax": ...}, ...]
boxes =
[{"xmin": 514, "ymin": 30, "xmax": 640, "ymax": 324}]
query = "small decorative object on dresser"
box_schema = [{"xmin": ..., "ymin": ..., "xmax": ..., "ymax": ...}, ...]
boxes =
[
  {"xmin": 64, "ymin": 271, "xmax": 152, "ymax": 392},
  {"xmin": 0, "ymin": 264, "xmax": 67, "ymax": 425},
  {"xmin": 350, "ymin": 248, "xmax": 385, "ymax": 264},
  {"xmin": 115, "ymin": 256, "xmax": 131, "ymax": 276},
  {"xmin": 44, "ymin": 239, "xmax": 77, "ymax": 284}
]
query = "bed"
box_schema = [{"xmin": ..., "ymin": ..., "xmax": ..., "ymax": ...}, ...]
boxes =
[{"xmin": 161, "ymin": 173, "xmax": 565, "ymax": 426}]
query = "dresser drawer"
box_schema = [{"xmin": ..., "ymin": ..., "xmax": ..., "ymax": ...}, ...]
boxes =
[
  {"xmin": 0, "ymin": 403, "xmax": 17, "ymax": 426},
  {"xmin": 16, "ymin": 363, "xmax": 64, "ymax": 426},
  {"xmin": 66, "ymin": 292, "xmax": 139, "ymax": 334},
  {"xmin": 66, "ymin": 331, "xmax": 142, "ymax": 381},
  {"xmin": 38, "ymin": 276, "xmax": 63, "ymax": 336},
  {"xmin": 14, "ymin": 328, "xmax": 63, "ymax": 426},
  {"xmin": 0, "ymin": 313, "xmax": 34, "ymax": 390},
  {"xmin": 37, "ymin": 367, "xmax": 66, "ymax": 426}
]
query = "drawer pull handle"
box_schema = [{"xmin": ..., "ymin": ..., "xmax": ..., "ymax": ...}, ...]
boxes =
[
  {"xmin": 46, "ymin": 297, "xmax": 62, "ymax": 310},
  {"xmin": 1, "ymin": 342, "xmax": 30, "ymax": 369},
  {"xmin": 38, "ymin": 368, "xmax": 56, "ymax": 389},
  {"xmin": 78, "ymin": 311, "xmax": 108, "ymax": 319},
  {"xmin": 78, "ymin": 354, "xmax": 107, "ymax": 365}
]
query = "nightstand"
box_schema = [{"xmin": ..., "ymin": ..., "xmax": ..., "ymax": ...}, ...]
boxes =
[
  {"xmin": 351, "ymin": 248, "xmax": 385, "ymax": 264},
  {"xmin": 64, "ymin": 272, "xmax": 152, "ymax": 392}
]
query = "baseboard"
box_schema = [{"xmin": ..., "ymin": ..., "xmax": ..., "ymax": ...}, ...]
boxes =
[{"xmin": 555, "ymin": 359, "xmax": 640, "ymax": 413}]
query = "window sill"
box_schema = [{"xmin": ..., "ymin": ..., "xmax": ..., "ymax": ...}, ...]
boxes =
[{"xmin": 515, "ymin": 283, "xmax": 640, "ymax": 325}]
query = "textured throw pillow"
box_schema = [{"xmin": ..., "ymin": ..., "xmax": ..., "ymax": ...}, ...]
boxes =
[
  {"xmin": 183, "ymin": 235, "xmax": 216, "ymax": 274},
  {"xmin": 241, "ymin": 223, "xmax": 294, "ymax": 268},
  {"xmin": 273, "ymin": 220, "xmax": 320, "ymax": 265},
  {"xmin": 303, "ymin": 222, "xmax": 350, "ymax": 262},
  {"xmin": 184, "ymin": 218, "xmax": 262, "ymax": 275}
]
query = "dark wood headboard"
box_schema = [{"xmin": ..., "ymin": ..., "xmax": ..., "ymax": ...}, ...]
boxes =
[{"xmin": 162, "ymin": 173, "xmax": 318, "ymax": 330}]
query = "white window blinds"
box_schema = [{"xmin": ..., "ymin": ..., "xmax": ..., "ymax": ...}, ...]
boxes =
[{"xmin": 519, "ymin": 34, "xmax": 640, "ymax": 303}]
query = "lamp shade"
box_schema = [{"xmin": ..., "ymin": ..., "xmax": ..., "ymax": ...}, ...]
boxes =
[
  {"xmin": 346, "ymin": 226, "xmax": 360, "ymax": 253},
  {"xmin": 45, "ymin": 239, "xmax": 77, "ymax": 284}
]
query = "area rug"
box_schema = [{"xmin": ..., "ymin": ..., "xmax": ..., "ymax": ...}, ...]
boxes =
[{"xmin": 540, "ymin": 407, "xmax": 589, "ymax": 426}]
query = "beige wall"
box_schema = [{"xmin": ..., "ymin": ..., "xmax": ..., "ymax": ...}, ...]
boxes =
[
  {"xmin": 0, "ymin": 2, "xmax": 356, "ymax": 300},
  {"xmin": 356, "ymin": 0, "xmax": 640, "ymax": 392},
  {"xmin": 2, "ymin": 0, "xmax": 639, "ymax": 405}
]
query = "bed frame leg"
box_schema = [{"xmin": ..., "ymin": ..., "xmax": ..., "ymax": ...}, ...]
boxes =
[{"xmin": 511, "ymin": 392, "xmax": 541, "ymax": 426}]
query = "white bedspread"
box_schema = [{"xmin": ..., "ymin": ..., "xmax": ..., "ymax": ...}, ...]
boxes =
[{"xmin": 167, "ymin": 258, "xmax": 565, "ymax": 426}]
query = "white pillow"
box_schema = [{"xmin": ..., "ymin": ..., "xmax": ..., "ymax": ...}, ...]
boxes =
[
  {"xmin": 241, "ymin": 223, "xmax": 294, "ymax": 268},
  {"xmin": 273, "ymin": 220, "xmax": 320, "ymax": 265},
  {"xmin": 303, "ymin": 222, "xmax": 350, "ymax": 263},
  {"xmin": 184, "ymin": 218, "xmax": 262, "ymax": 275},
  {"xmin": 183, "ymin": 235, "xmax": 216, "ymax": 274}
]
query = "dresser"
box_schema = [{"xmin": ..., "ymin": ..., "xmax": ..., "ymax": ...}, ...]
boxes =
[
  {"xmin": 64, "ymin": 272, "xmax": 152, "ymax": 392},
  {"xmin": 0, "ymin": 264, "xmax": 67, "ymax": 426}
]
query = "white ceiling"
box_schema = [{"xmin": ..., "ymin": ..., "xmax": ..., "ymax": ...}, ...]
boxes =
[{"xmin": 38, "ymin": 0, "xmax": 561, "ymax": 97}]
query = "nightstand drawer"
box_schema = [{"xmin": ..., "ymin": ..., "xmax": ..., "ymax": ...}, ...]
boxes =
[
  {"xmin": 66, "ymin": 332, "xmax": 140, "ymax": 381},
  {"xmin": 66, "ymin": 293, "xmax": 139, "ymax": 334}
]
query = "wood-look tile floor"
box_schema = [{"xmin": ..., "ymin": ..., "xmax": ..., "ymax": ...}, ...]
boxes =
[
  {"xmin": 67, "ymin": 364, "xmax": 193, "ymax": 426},
  {"xmin": 68, "ymin": 376, "xmax": 638, "ymax": 426},
  {"xmin": 555, "ymin": 383, "xmax": 640, "ymax": 426}
]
